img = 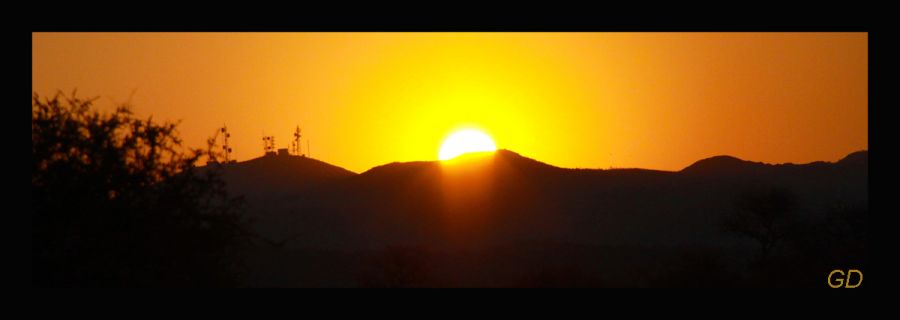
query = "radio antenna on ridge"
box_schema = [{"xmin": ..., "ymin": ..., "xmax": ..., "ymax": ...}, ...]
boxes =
[
  {"xmin": 220, "ymin": 125, "xmax": 232, "ymax": 163},
  {"xmin": 292, "ymin": 125, "xmax": 302, "ymax": 156},
  {"xmin": 262, "ymin": 132, "xmax": 275, "ymax": 156}
]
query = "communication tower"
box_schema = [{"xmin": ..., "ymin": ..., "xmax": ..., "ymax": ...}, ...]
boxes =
[
  {"xmin": 291, "ymin": 126, "xmax": 302, "ymax": 156},
  {"xmin": 220, "ymin": 125, "xmax": 233, "ymax": 163},
  {"xmin": 263, "ymin": 135, "xmax": 276, "ymax": 156}
]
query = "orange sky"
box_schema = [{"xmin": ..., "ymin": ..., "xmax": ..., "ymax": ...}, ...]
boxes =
[{"xmin": 32, "ymin": 32, "xmax": 867, "ymax": 173}]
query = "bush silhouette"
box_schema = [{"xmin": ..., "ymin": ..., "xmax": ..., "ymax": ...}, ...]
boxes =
[
  {"xmin": 32, "ymin": 91, "xmax": 251, "ymax": 287},
  {"xmin": 722, "ymin": 187, "xmax": 797, "ymax": 262}
]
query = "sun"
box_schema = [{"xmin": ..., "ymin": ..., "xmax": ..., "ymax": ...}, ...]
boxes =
[{"xmin": 438, "ymin": 129, "xmax": 497, "ymax": 160}]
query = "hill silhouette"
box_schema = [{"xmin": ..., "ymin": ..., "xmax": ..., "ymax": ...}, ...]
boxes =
[
  {"xmin": 209, "ymin": 149, "xmax": 867, "ymax": 287},
  {"xmin": 837, "ymin": 150, "xmax": 868, "ymax": 168},
  {"xmin": 212, "ymin": 153, "xmax": 355, "ymax": 200},
  {"xmin": 680, "ymin": 155, "xmax": 763, "ymax": 175}
]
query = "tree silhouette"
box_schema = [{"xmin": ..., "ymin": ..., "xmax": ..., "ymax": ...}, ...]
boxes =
[
  {"xmin": 33, "ymin": 91, "xmax": 251, "ymax": 287},
  {"xmin": 722, "ymin": 187, "xmax": 797, "ymax": 262}
]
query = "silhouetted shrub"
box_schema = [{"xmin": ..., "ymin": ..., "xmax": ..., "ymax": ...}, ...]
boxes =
[
  {"xmin": 32, "ymin": 91, "xmax": 250, "ymax": 287},
  {"xmin": 722, "ymin": 187, "xmax": 797, "ymax": 261}
]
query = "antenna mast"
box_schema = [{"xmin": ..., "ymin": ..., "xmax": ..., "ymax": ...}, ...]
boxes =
[
  {"xmin": 263, "ymin": 134, "xmax": 275, "ymax": 156},
  {"xmin": 221, "ymin": 125, "xmax": 232, "ymax": 163},
  {"xmin": 292, "ymin": 125, "xmax": 302, "ymax": 156}
]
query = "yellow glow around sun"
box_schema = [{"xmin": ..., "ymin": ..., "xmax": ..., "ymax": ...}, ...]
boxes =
[{"xmin": 438, "ymin": 129, "xmax": 497, "ymax": 160}]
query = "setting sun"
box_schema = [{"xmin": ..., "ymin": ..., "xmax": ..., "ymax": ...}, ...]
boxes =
[{"xmin": 438, "ymin": 129, "xmax": 497, "ymax": 160}]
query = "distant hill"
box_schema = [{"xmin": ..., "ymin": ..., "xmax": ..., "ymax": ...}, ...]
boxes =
[
  {"xmin": 214, "ymin": 149, "xmax": 866, "ymax": 253},
  {"xmin": 837, "ymin": 150, "xmax": 868, "ymax": 168},
  {"xmin": 214, "ymin": 149, "xmax": 866, "ymax": 287},
  {"xmin": 680, "ymin": 155, "xmax": 764, "ymax": 175},
  {"xmin": 212, "ymin": 153, "xmax": 356, "ymax": 200}
]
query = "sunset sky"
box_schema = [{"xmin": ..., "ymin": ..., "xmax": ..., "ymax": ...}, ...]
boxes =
[{"xmin": 32, "ymin": 32, "xmax": 867, "ymax": 173}]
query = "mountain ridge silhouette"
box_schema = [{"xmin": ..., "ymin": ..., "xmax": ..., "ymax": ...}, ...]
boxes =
[
  {"xmin": 212, "ymin": 149, "xmax": 866, "ymax": 249},
  {"xmin": 214, "ymin": 148, "xmax": 867, "ymax": 182},
  {"xmin": 210, "ymin": 149, "xmax": 866, "ymax": 287}
]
